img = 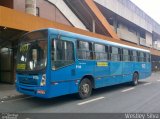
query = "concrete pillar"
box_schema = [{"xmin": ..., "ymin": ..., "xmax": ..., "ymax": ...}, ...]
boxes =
[
  {"xmin": 92, "ymin": 19, "xmax": 95, "ymax": 33},
  {"xmin": 113, "ymin": 15, "xmax": 118, "ymax": 33},
  {"xmin": 136, "ymin": 32, "xmax": 140, "ymax": 45},
  {"xmin": 25, "ymin": 0, "xmax": 36, "ymax": 16}
]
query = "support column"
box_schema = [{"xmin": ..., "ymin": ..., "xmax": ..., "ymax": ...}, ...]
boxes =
[
  {"xmin": 85, "ymin": 0, "xmax": 120, "ymax": 40},
  {"xmin": 92, "ymin": 19, "xmax": 95, "ymax": 33},
  {"xmin": 113, "ymin": 15, "xmax": 118, "ymax": 33},
  {"xmin": 137, "ymin": 32, "xmax": 140, "ymax": 45}
]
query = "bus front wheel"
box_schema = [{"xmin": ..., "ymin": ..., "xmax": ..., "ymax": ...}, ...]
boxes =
[
  {"xmin": 78, "ymin": 78, "xmax": 92, "ymax": 99},
  {"xmin": 132, "ymin": 72, "xmax": 139, "ymax": 86}
]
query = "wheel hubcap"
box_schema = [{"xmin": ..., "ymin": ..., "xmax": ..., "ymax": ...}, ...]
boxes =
[
  {"xmin": 82, "ymin": 84, "xmax": 89, "ymax": 94},
  {"xmin": 134, "ymin": 75, "xmax": 138, "ymax": 84}
]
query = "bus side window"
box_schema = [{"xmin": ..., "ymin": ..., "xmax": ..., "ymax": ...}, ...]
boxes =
[
  {"xmin": 143, "ymin": 52, "xmax": 146, "ymax": 62},
  {"xmin": 51, "ymin": 40, "xmax": 74, "ymax": 70},
  {"xmin": 149, "ymin": 54, "xmax": 151, "ymax": 62},
  {"xmin": 123, "ymin": 49, "xmax": 129, "ymax": 61},
  {"xmin": 77, "ymin": 40, "xmax": 92, "ymax": 60},
  {"xmin": 51, "ymin": 40, "xmax": 55, "ymax": 61},
  {"xmin": 129, "ymin": 50, "xmax": 133, "ymax": 61},
  {"xmin": 108, "ymin": 46, "xmax": 112, "ymax": 60},
  {"xmin": 105, "ymin": 46, "xmax": 109, "ymax": 60},
  {"xmin": 111, "ymin": 46, "xmax": 120, "ymax": 61},
  {"xmin": 132, "ymin": 50, "xmax": 137, "ymax": 62},
  {"xmin": 139, "ymin": 52, "xmax": 144, "ymax": 62},
  {"xmin": 146, "ymin": 53, "xmax": 150, "ymax": 62},
  {"xmin": 119, "ymin": 48, "xmax": 122, "ymax": 61},
  {"xmin": 94, "ymin": 43, "xmax": 108, "ymax": 60},
  {"xmin": 137, "ymin": 52, "xmax": 140, "ymax": 62}
]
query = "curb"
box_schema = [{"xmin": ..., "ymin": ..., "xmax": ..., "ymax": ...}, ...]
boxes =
[{"xmin": 0, "ymin": 94, "xmax": 28, "ymax": 102}]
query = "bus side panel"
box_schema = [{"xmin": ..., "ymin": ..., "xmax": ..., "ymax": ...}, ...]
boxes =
[
  {"xmin": 145, "ymin": 63, "xmax": 152, "ymax": 77},
  {"xmin": 94, "ymin": 61, "xmax": 123, "ymax": 88},
  {"xmin": 97, "ymin": 61, "xmax": 123, "ymax": 88},
  {"xmin": 67, "ymin": 60, "xmax": 95, "ymax": 94},
  {"xmin": 122, "ymin": 62, "xmax": 134, "ymax": 83},
  {"xmin": 140, "ymin": 63, "xmax": 145, "ymax": 79},
  {"xmin": 133, "ymin": 62, "xmax": 148, "ymax": 80},
  {"xmin": 50, "ymin": 64, "xmax": 77, "ymax": 97},
  {"xmin": 49, "ymin": 60, "xmax": 95, "ymax": 97},
  {"xmin": 139, "ymin": 62, "xmax": 151, "ymax": 80},
  {"xmin": 102, "ymin": 75, "xmax": 123, "ymax": 87},
  {"xmin": 94, "ymin": 61, "xmax": 110, "ymax": 88},
  {"xmin": 48, "ymin": 82, "xmax": 72, "ymax": 98},
  {"xmin": 76, "ymin": 60, "xmax": 95, "ymax": 79}
]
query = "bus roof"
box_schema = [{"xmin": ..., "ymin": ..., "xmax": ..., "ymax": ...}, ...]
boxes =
[{"xmin": 34, "ymin": 28, "xmax": 150, "ymax": 53}]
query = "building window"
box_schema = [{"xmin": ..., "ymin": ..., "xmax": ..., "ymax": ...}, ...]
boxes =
[
  {"xmin": 36, "ymin": 7, "xmax": 40, "ymax": 16},
  {"xmin": 140, "ymin": 31, "xmax": 146, "ymax": 39},
  {"xmin": 128, "ymin": 26, "xmax": 136, "ymax": 33}
]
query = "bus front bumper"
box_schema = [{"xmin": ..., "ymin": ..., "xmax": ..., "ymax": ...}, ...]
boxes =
[{"xmin": 16, "ymin": 84, "xmax": 50, "ymax": 98}]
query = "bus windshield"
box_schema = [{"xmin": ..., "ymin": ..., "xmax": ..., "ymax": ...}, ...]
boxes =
[{"xmin": 16, "ymin": 31, "xmax": 48, "ymax": 72}]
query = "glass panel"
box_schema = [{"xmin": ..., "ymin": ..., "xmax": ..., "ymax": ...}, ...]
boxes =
[
  {"xmin": 95, "ymin": 44, "xmax": 105, "ymax": 52},
  {"xmin": 111, "ymin": 47, "xmax": 120, "ymax": 61},
  {"xmin": 95, "ymin": 52, "xmax": 108, "ymax": 60},
  {"xmin": 123, "ymin": 49, "xmax": 130, "ymax": 61},
  {"xmin": 146, "ymin": 53, "xmax": 150, "ymax": 62},
  {"xmin": 95, "ymin": 44, "xmax": 107, "ymax": 60},
  {"xmin": 132, "ymin": 51, "xmax": 137, "ymax": 61},
  {"xmin": 112, "ymin": 47, "xmax": 118, "ymax": 54},
  {"xmin": 17, "ymin": 40, "xmax": 47, "ymax": 71},
  {"xmin": 78, "ymin": 41, "xmax": 89, "ymax": 50},
  {"xmin": 77, "ymin": 40, "xmax": 92, "ymax": 60},
  {"xmin": 16, "ymin": 30, "xmax": 48, "ymax": 71},
  {"xmin": 139, "ymin": 52, "xmax": 144, "ymax": 62},
  {"xmin": 52, "ymin": 40, "xmax": 74, "ymax": 70}
]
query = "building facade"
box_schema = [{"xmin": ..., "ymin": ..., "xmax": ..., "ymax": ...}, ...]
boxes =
[{"xmin": 0, "ymin": 0, "xmax": 160, "ymax": 84}]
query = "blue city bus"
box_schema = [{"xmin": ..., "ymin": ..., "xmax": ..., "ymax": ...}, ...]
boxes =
[{"xmin": 16, "ymin": 28, "xmax": 151, "ymax": 99}]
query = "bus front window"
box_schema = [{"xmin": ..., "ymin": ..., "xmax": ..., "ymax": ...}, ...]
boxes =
[{"xmin": 17, "ymin": 39, "xmax": 47, "ymax": 72}]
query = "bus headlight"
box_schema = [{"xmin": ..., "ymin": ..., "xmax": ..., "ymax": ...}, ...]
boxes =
[{"xmin": 40, "ymin": 74, "xmax": 46, "ymax": 86}]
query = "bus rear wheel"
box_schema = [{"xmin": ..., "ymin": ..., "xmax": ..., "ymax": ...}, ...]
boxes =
[
  {"xmin": 78, "ymin": 78, "xmax": 92, "ymax": 99},
  {"xmin": 132, "ymin": 72, "xmax": 139, "ymax": 86}
]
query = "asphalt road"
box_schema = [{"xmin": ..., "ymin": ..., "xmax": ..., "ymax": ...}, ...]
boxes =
[{"xmin": 0, "ymin": 72, "xmax": 160, "ymax": 113}]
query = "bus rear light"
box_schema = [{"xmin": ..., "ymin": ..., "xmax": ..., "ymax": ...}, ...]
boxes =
[{"xmin": 37, "ymin": 90, "xmax": 45, "ymax": 94}]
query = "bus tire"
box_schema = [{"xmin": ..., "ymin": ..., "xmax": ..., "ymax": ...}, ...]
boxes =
[
  {"xmin": 78, "ymin": 78, "xmax": 92, "ymax": 99},
  {"xmin": 132, "ymin": 72, "xmax": 139, "ymax": 86}
]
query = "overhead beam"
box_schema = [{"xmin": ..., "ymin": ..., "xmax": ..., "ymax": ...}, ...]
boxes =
[
  {"xmin": 84, "ymin": 0, "xmax": 120, "ymax": 40},
  {"xmin": 47, "ymin": 0, "xmax": 88, "ymax": 30},
  {"xmin": 1, "ymin": 6, "xmax": 160, "ymax": 56}
]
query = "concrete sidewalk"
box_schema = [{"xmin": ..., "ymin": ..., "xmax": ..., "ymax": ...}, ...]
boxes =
[{"xmin": 0, "ymin": 83, "xmax": 24, "ymax": 101}]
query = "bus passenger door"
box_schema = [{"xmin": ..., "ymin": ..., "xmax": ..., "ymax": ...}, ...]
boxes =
[{"xmin": 50, "ymin": 36, "xmax": 77, "ymax": 97}]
